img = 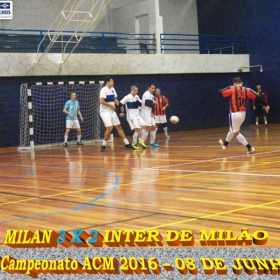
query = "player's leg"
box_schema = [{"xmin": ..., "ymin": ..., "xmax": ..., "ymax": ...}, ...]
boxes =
[
  {"xmin": 64, "ymin": 128, "xmax": 71, "ymax": 147},
  {"xmin": 100, "ymin": 112, "xmax": 114, "ymax": 152},
  {"xmin": 150, "ymin": 119, "xmax": 159, "ymax": 147},
  {"xmin": 161, "ymin": 115, "xmax": 170, "ymax": 139},
  {"xmin": 112, "ymin": 112, "xmax": 138, "ymax": 150},
  {"xmin": 132, "ymin": 128, "xmax": 140, "ymax": 146},
  {"xmin": 219, "ymin": 113, "xmax": 234, "ymax": 149},
  {"xmin": 255, "ymin": 107, "xmax": 260, "ymax": 128},
  {"xmin": 154, "ymin": 116, "xmax": 159, "ymax": 143},
  {"xmin": 233, "ymin": 112, "xmax": 254, "ymax": 153},
  {"xmin": 73, "ymin": 120, "xmax": 83, "ymax": 145},
  {"xmin": 262, "ymin": 108, "xmax": 268, "ymax": 126},
  {"xmin": 138, "ymin": 118, "xmax": 147, "ymax": 148}
]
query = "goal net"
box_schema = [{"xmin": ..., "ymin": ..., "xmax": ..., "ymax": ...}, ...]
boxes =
[{"xmin": 19, "ymin": 81, "xmax": 105, "ymax": 150}]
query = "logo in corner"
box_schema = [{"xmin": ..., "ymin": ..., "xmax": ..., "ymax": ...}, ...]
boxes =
[{"xmin": 0, "ymin": 1, "xmax": 13, "ymax": 20}]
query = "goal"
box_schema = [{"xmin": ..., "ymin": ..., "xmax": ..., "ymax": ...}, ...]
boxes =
[{"xmin": 19, "ymin": 81, "xmax": 105, "ymax": 150}]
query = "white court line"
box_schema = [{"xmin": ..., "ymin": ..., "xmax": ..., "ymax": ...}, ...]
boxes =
[
  {"xmin": 147, "ymin": 169, "xmax": 280, "ymax": 178},
  {"xmin": 141, "ymin": 149, "xmax": 280, "ymax": 170}
]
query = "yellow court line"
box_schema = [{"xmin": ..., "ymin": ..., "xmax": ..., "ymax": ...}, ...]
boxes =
[
  {"xmin": 144, "ymin": 199, "xmax": 280, "ymax": 230},
  {"xmin": 0, "ymin": 158, "xmax": 279, "ymax": 207}
]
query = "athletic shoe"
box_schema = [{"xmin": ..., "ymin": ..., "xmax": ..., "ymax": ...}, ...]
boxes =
[
  {"xmin": 219, "ymin": 139, "xmax": 227, "ymax": 150},
  {"xmin": 77, "ymin": 141, "xmax": 84, "ymax": 146},
  {"xmin": 247, "ymin": 147, "xmax": 255, "ymax": 154},
  {"xmin": 165, "ymin": 134, "xmax": 170, "ymax": 140},
  {"xmin": 150, "ymin": 142, "xmax": 159, "ymax": 148},
  {"xmin": 101, "ymin": 145, "xmax": 106, "ymax": 152},
  {"xmin": 124, "ymin": 144, "xmax": 139, "ymax": 150},
  {"xmin": 138, "ymin": 141, "xmax": 147, "ymax": 149},
  {"xmin": 63, "ymin": 143, "xmax": 68, "ymax": 147}
]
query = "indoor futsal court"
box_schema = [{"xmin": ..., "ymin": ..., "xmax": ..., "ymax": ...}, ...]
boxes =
[{"xmin": 0, "ymin": 126, "xmax": 279, "ymax": 247}]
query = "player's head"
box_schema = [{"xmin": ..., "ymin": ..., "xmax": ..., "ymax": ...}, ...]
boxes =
[
  {"xmin": 256, "ymin": 84, "xmax": 262, "ymax": 90},
  {"xmin": 232, "ymin": 76, "xmax": 243, "ymax": 86},
  {"xmin": 130, "ymin": 85, "xmax": 138, "ymax": 96},
  {"xmin": 155, "ymin": 88, "xmax": 161, "ymax": 97},
  {"xmin": 104, "ymin": 76, "xmax": 114, "ymax": 88},
  {"xmin": 70, "ymin": 92, "xmax": 76, "ymax": 100},
  {"xmin": 148, "ymin": 83, "xmax": 155, "ymax": 94}
]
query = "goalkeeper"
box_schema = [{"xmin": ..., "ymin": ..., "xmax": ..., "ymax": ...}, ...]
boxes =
[{"xmin": 63, "ymin": 92, "xmax": 84, "ymax": 147}]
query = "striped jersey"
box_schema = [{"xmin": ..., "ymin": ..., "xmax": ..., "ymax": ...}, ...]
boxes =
[
  {"xmin": 154, "ymin": 95, "xmax": 169, "ymax": 116},
  {"xmin": 219, "ymin": 86, "xmax": 257, "ymax": 113},
  {"xmin": 99, "ymin": 86, "xmax": 117, "ymax": 113}
]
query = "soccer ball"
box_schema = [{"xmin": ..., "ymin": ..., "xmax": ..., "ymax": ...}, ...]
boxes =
[{"xmin": 170, "ymin": 116, "xmax": 179, "ymax": 124}]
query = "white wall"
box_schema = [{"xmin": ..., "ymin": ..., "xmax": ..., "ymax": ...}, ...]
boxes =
[{"xmin": 0, "ymin": 53, "xmax": 250, "ymax": 77}]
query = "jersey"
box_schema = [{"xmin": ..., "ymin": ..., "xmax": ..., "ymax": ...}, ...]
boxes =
[
  {"xmin": 99, "ymin": 86, "xmax": 117, "ymax": 113},
  {"xmin": 219, "ymin": 86, "xmax": 257, "ymax": 113},
  {"xmin": 120, "ymin": 93, "xmax": 141, "ymax": 120},
  {"xmin": 154, "ymin": 95, "xmax": 169, "ymax": 116},
  {"xmin": 253, "ymin": 90, "xmax": 267, "ymax": 107},
  {"xmin": 64, "ymin": 100, "xmax": 80, "ymax": 120},
  {"xmin": 141, "ymin": 90, "xmax": 155, "ymax": 116}
]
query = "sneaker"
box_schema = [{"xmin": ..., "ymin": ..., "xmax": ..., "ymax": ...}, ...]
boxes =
[
  {"xmin": 165, "ymin": 134, "xmax": 170, "ymax": 140},
  {"xmin": 150, "ymin": 142, "xmax": 159, "ymax": 148},
  {"xmin": 63, "ymin": 143, "xmax": 68, "ymax": 147},
  {"xmin": 77, "ymin": 141, "xmax": 84, "ymax": 146},
  {"xmin": 247, "ymin": 147, "xmax": 255, "ymax": 154},
  {"xmin": 101, "ymin": 145, "xmax": 106, "ymax": 152},
  {"xmin": 219, "ymin": 139, "xmax": 227, "ymax": 150},
  {"xmin": 138, "ymin": 140, "xmax": 147, "ymax": 149},
  {"xmin": 125, "ymin": 144, "xmax": 139, "ymax": 150}
]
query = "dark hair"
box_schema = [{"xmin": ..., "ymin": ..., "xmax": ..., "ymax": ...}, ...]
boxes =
[
  {"xmin": 148, "ymin": 83, "xmax": 155, "ymax": 88},
  {"xmin": 232, "ymin": 76, "xmax": 243, "ymax": 84},
  {"xmin": 104, "ymin": 76, "xmax": 114, "ymax": 85}
]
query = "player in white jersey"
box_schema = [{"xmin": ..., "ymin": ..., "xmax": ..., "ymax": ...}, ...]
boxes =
[
  {"xmin": 141, "ymin": 83, "xmax": 159, "ymax": 147},
  {"xmin": 119, "ymin": 86, "xmax": 147, "ymax": 149},
  {"xmin": 99, "ymin": 76, "xmax": 138, "ymax": 152}
]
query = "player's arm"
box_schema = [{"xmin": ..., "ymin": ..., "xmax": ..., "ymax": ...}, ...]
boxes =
[
  {"xmin": 63, "ymin": 106, "xmax": 74, "ymax": 119},
  {"xmin": 99, "ymin": 97, "xmax": 115, "ymax": 111},
  {"xmin": 162, "ymin": 97, "xmax": 169, "ymax": 111},
  {"xmin": 218, "ymin": 87, "xmax": 232, "ymax": 97},
  {"xmin": 144, "ymin": 99, "xmax": 155, "ymax": 108},
  {"xmin": 77, "ymin": 109, "xmax": 83, "ymax": 122},
  {"xmin": 135, "ymin": 95, "xmax": 142, "ymax": 106},
  {"xmin": 249, "ymin": 89, "xmax": 270, "ymax": 112},
  {"xmin": 118, "ymin": 97, "xmax": 126, "ymax": 116}
]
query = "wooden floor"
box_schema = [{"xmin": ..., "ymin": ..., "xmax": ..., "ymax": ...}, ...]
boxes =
[{"xmin": 0, "ymin": 125, "xmax": 279, "ymax": 247}]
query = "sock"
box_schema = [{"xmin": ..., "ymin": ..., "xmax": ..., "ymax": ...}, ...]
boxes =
[
  {"xmin": 102, "ymin": 140, "xmax": 107, "ymax": 146},
  {"xmin": 236, "ymin": 134, "xmax": 248, "ymax": 146},
  {"xmin": 256, "ymin": 122, "xmax": 258, "ymax": 125},
  {"xmin": 150, "ymin": 131, "xmax": 156, "ymax": 144},
  {"xmin": 77, "ymin": 135, "xmax": 81, "ymax": 142},
  {"xmin": 132, "ymin": 132, "xmax": 139, "ymax": 145},
  {"xmin": 265, "ymin": 121, "xmax": 267, "ymax": 124},
  {"xmin": 163, "ymin": 127, "xmax": 168, "ymax": 135},
  {"xmin": 142, "ymin": 129, "xmax": 148, "ymax": 141},
  {"xmin": 123, "ymin": 138, "xmax": 129, "ymax": 145},
  {"xmin": 225, "ymin": 131, "xmax": 234, "ymax": 144},
  {"xmin": 64, "ymin": 135, "xmax": 68, "ymax": 143},
  {"xmin": 155, "ymin": 127, "xmax": 158, "ymax": 134}
]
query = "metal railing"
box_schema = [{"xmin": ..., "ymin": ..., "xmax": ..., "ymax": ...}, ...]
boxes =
[
  {"xmin": 160, "ymin": 34, "xmax": 247, "ymax": 54},
  {"xmin": 0, "ymin": 29, "xmax": 247, "ymax": 55},
  {"xmin": 0, "ymin": 29, "xmax": 156, "ymax": 54}
]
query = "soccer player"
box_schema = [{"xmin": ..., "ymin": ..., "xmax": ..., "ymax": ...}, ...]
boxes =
[
  {"xmin": 141, "ymin": 83, "xmax": 159, "ymax": 147},
  {"xmin": 63, "ymin": 92, "xmax": 83, "ymax": 147},
  {"xmin": 253, "ymin": 84, "xmax": 268, "ymax": 128},
  {"xmin": 99, "ymin": 76, "xmax": 138, "ymax": 152},
  {"xmin": 119, "ymin": 86, "xmax": 147, "ymax": 148},
  {"xmin": 154, "ymin": 88, "xmax": 170, "ymax": 140},
  {"xmin": 218, "ymin": 77, "xmax": 270, "ymax": 154}
]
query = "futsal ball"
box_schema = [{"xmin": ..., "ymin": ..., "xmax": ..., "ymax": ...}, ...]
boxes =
[{"xmin": 170, "ymin": 116, "xmax": 179, "ymax": 124}]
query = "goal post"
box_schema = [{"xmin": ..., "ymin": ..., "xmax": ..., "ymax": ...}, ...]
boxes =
[{"xmin": 18, "ymin": 81, "xmax": 105, "ymax": 150}]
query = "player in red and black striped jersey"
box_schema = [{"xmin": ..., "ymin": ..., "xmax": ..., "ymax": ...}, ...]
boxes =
[
  {"xmin": 253, "ymin": 84, "xmax": 268, "ymax": 128},
  {"xmin": 154, "ymin": 88, "xmax": 170, "ymax": 140},
  {"xmin": 218, "ymin": 77, "xmax": 270, "ymax": 154}
]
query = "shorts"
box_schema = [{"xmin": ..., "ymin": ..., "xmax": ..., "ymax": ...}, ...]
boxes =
[
  {"xmin": 154, "ymin": 115, "xmax": 167, "ymax": 124},
  {"xmin": 229, "ymin": 111, "xmax": 246, "ymax": 133},
  {"xmin": 100, "ymin": 111, "xmax": 120, "ymax": 127},
  {"xmin": 254, "ymin": 106, "xmax": 266, "ymax": 117},
  {"xmin": 128, "ymin": 117, "xmax": 146, "ymax": 130},
  {"xmin": 66, "ymin": 120, "xmax": 80, "ymax": 129},
  {"xmin": 141, "ymin": 114, "xmax": 155, "ymax": 127}
]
